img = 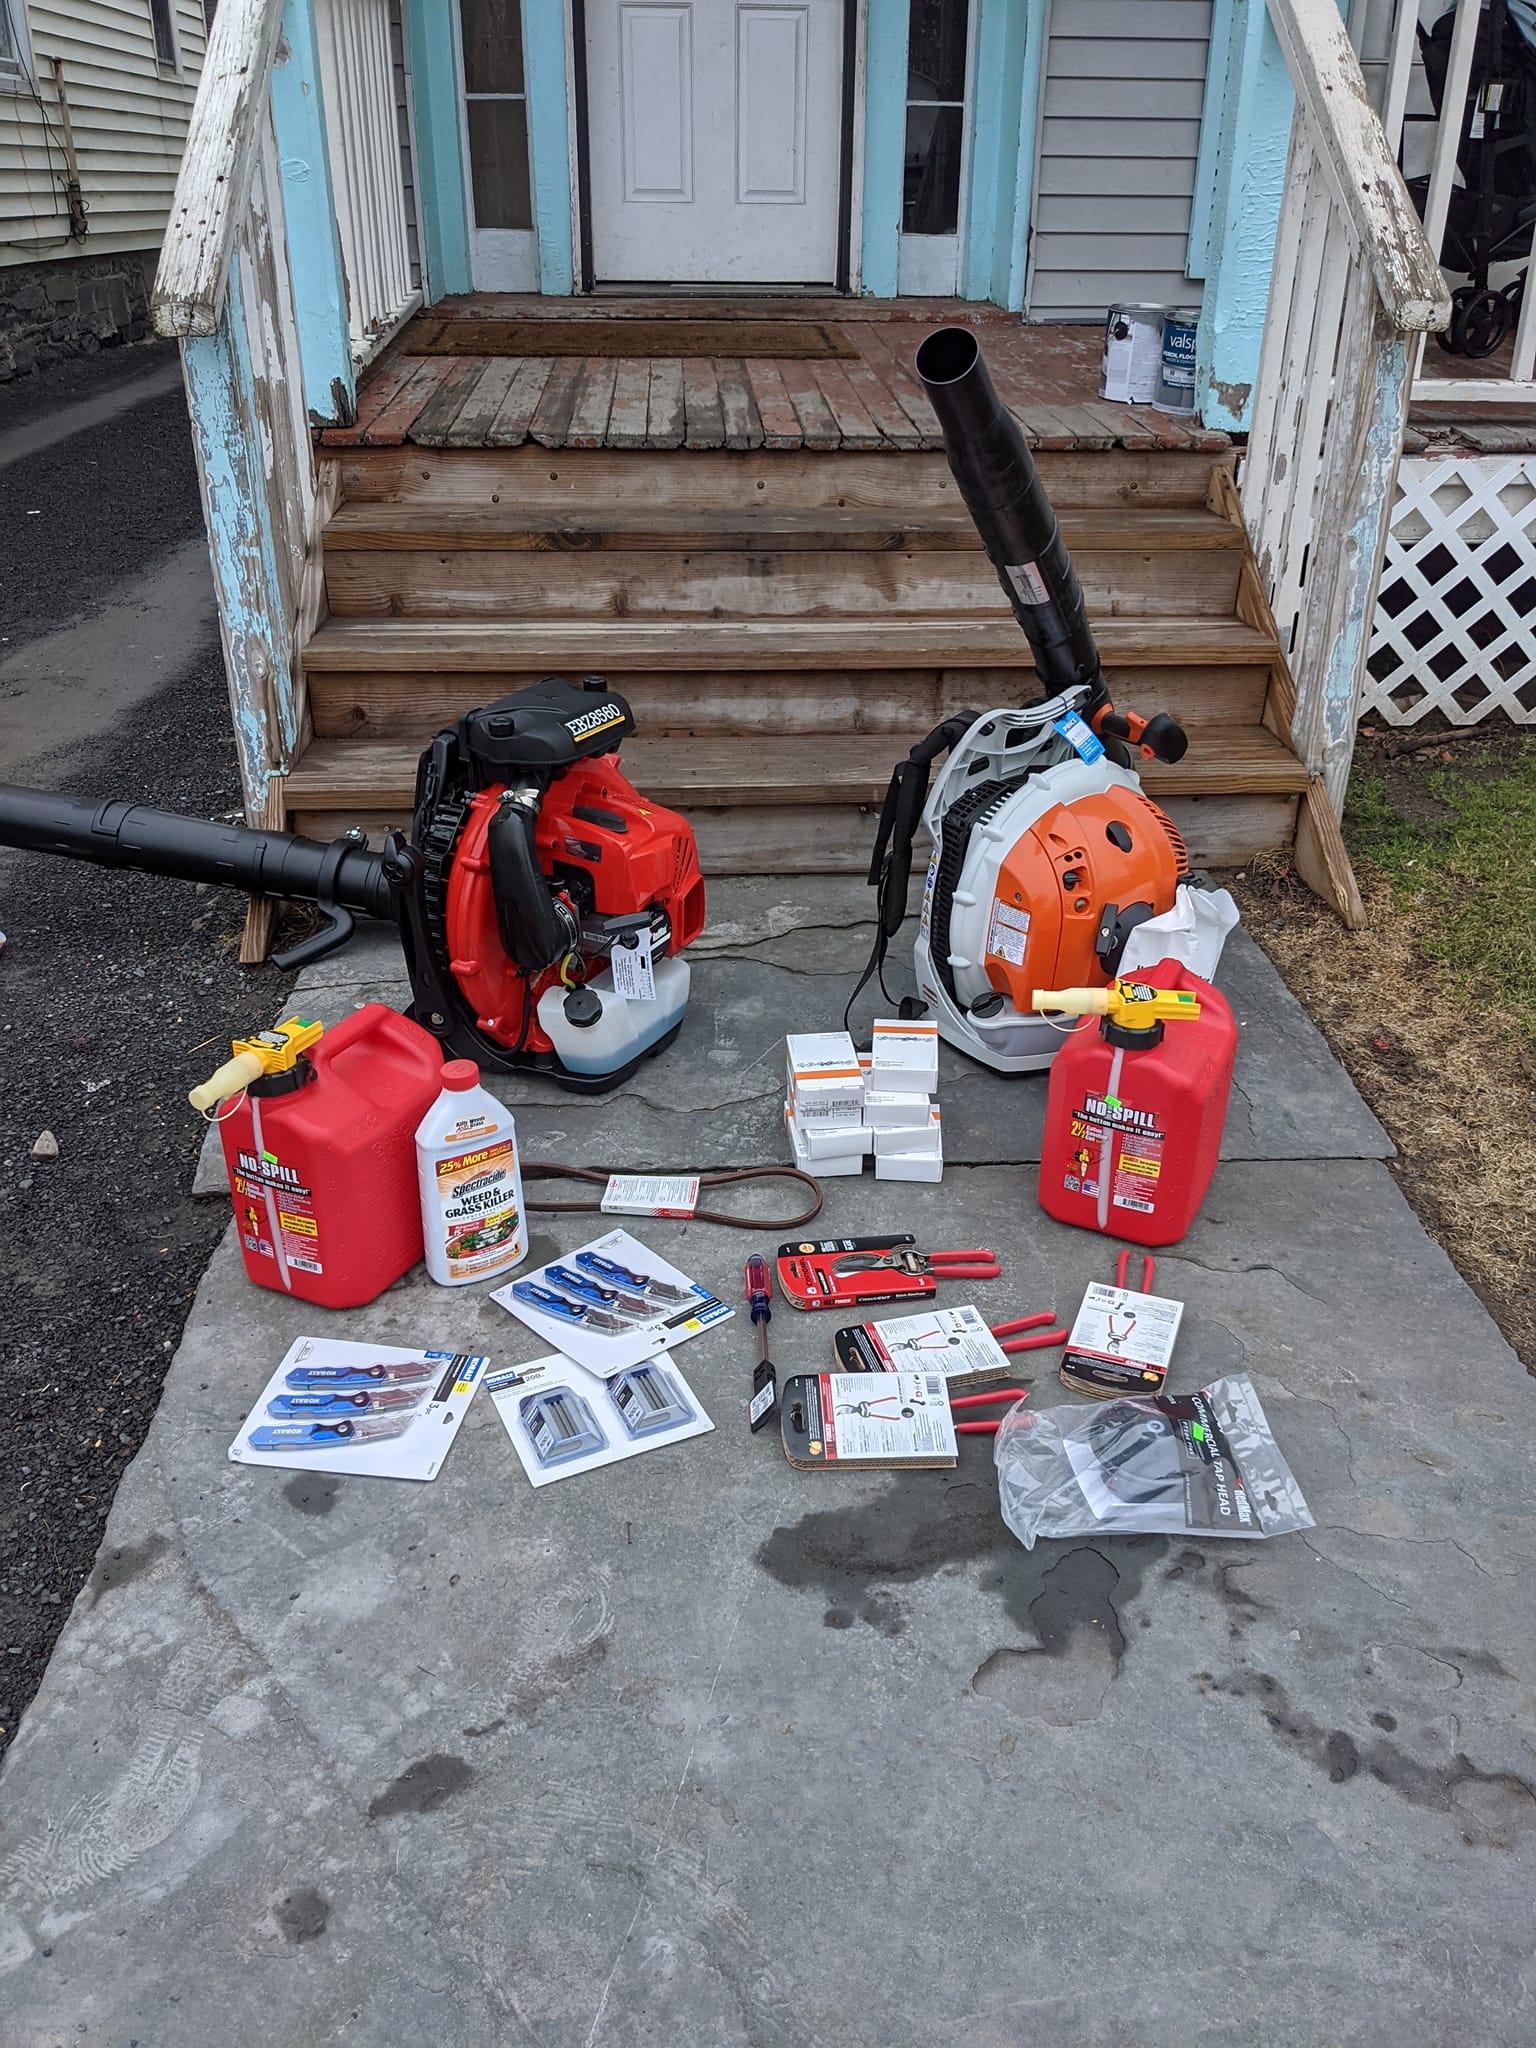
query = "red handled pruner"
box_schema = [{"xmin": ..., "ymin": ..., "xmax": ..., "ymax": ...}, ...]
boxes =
[
  {"xmin": 830, "ymin": 1247, "xmax": 1000, "ymax": 1281},
  {"xmin": 949, "ymin": 1386, "xmax": 1030, "ymax": 1436},
  {"xmin": 991, "ymin": 1311, "xmax": 1069, "ymax": 1354}
]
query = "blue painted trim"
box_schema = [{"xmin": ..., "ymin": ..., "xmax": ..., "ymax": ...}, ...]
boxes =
[
  {"xmin": 405, "ymin": 0, "xmax": 471, "ymax": 299},
  {"xmin": 961, "ymin": 0, "xmax": 1032, "ymax": 306},
  {"xmin": 1003, "ymin": 0, "xmax": 1046, "ymax": 312},
  {"xmin": 1186, "ymin": 0, "xmax": 1235, "ymax": 279},
  {"xmin": 183, "ymin": 272, "xmax": 299, "ymax": 809},
  {"xmin": 861, "ymin": 0, "xmax": 908, "ymax": 297},
  {"xmin": 523, "ymin": 0, "xmax": 573, "ymax": 295},
  {"xmin": 1194, "ymin": 0, "xmax": 1292, "ymax": 430},
  {"xmin": 270, "ymin": 0, "xmax": 355, "ymax": 424}
]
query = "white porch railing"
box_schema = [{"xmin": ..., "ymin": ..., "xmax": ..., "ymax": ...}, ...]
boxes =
[
  {"xmin": 1385, "ymin": 0, "xmax": 1536, "ymax": 404},
  {"xmin": 149, "ymin": 0, "xmax": 416, "ymax": 954},
  {"xmin": 314, "ymin": 0, "xmax": 418, "ymax": 362},
  {"xmin": 1242, "ymin": 0, "xmax": 1451, "ymax": 919}
]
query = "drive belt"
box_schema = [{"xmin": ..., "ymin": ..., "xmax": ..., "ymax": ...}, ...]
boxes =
[{"xmin": 522, "ymin": 1162, "xmax": 823, "ymax": 1231}]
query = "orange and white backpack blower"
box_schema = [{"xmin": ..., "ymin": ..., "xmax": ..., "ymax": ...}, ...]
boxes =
[{"xmin": 857, "ymin": 329, "xmax": 1191, "ymax": 1074}]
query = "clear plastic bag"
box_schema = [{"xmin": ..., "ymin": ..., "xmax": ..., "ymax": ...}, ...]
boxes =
[
  {"xmin": 994, "ymin": 1376, "xmax": 1313, "ymax": 1548},
  {"xmin": 1117, "ymin": 882, "xmax": 1239, "ymax": 982}
]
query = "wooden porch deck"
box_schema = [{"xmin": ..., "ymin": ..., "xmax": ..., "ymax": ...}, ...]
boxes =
[{"xmin": 321, "ymin": 297, "xmax": 1232, "ymax": 457}]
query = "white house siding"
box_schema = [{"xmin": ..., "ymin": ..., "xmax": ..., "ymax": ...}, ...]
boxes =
[
  {"xmin": 0, "ymin": 0, "xmax": 207, "ymax": 266},
  {"xmin": 1028, "ymin": 0, "xmax": 1212, "ymax": 320}
]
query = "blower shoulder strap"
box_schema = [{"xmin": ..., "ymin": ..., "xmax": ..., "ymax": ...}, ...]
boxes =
[{"xmin": 845, "ymin": 711, "xmax": 978, "ymax": 1031}]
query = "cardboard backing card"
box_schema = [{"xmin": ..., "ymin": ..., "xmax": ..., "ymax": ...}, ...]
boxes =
[
  {"xmin": 228, "ymin": 1338, "xmax": 486, "ymax": 1482},
  {"xmin": 831, "ymin": 1304, "xmax": 1012, "ymax": 1389},
  {"xmin": 780, "ymin": 1370, "xmax": 957, "ymax": 1470},
  {"xmin": 491, "ymin": 1226, "xmax": 733, "ymax": 1374},
  {"xmin": 1060, "ymin": 1280, "xmax": 1184, "ymax": 1399},
  {"xmin": 488, "ymin": 1348, "xmax": 712, "ymax": 1487}
]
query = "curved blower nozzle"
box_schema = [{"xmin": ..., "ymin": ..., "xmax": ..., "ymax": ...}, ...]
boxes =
[{"xmin": 916, "ymin": 325, "xmax": 1107, "ymax": 709}]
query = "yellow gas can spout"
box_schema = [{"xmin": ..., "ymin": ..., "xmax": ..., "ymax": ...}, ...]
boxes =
[
  {"xmin": 188, "ymin": 1017, "xmax": 324, "ymax": 1113},
  {"xmin": 1030, "ymin": 978, "xmax": 1202, "ymax": 1031}
]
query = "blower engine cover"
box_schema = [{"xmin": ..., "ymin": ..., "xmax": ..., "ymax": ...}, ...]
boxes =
[{"xmin": 915, "ymin": 700, "xmax": 1187, "ymax": 1073}]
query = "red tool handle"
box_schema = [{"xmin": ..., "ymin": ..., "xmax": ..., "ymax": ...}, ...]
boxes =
[
  {"xmin": 999, "ymin": 1328, "xmax": 1068, "ymax": 1354},
  {"xmin": 932, "ymin": 1248, "xmax": 998, "ymax": 1266},
  {"xmin": 951, "ymin": 1386, "xmax": 1029, "ymax": 1436},
  {"xmin": 935, "ymin": 1263, "xmax": 1002, "ymax": 1281},
  {"xmin": 1114, "ymin": 1250, "xmax": 1156, "ymax": 1293}
]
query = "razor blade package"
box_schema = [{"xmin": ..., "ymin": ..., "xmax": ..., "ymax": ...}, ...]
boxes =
[
  {"xmin": 229, "ymin": 1337, "xmax": 488, "ymax": 1481},
  {"xmin": 488, "ymin": 1348, "xmax": 713, "ymax": 1488},
  {"xmin": 491, "ymin": 1227, "xmax": 732, "ymax": 1375}
]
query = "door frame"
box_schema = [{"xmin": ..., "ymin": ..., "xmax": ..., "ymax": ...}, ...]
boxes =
[
  {"xmin": 452, "ymin": 0, "xmax": 541, "ymax": 290},
  {"xmin": 568, "ymin": 0, "xmax": 861, "ymax": 293}
]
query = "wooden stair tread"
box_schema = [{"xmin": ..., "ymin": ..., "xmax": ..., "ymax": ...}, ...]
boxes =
[
  {"xmin": 302, "ymin": 614, "xmax": 1277, "ymax": 673},
  {"xmin": 286, "ymin": 725, "xmax": 1309, "ymax": 810},
  {"xmin": 323, "ymin": 503, "xmax": 1246, "ymax": 555}
]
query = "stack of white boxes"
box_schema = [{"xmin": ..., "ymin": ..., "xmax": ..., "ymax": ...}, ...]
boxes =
[
  {"xmin": 866, "ymin": 1017, "xmax": 942, "ymax": 1183},
  {"xmin": 784, "ymin": 1019, "xmax": 942, "ymax": 1183},
  {"xmin": 784, "ymin": 1032, "xmax": 870, "ymax": 1177}
]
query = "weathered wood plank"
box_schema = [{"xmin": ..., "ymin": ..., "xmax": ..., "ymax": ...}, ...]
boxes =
[
  {"xmin": 356, "ymin": 359, "xmax": 441, "ymax": 445},
  {"xmin": 810, "ymin": 361, "xmax": 886, "ymax": 449},
  {"xmin": 405, "ymin": 358, "xmax": 489, "ymax": 446},
  {"xmin": 323, "ymin": 502, "xmax": 1246, "ymax": 552},
  {"xmin": 320, "ymin": 354, "xmax": 417, "ymax": 447},
  {"xmin": 856, "ymin": 326, "xmax": 942, "ymax": 442},
  {"xmin": 443, "ymin": 358, "xmax": 522, "ymax": 447},
  {"xmin": 605, "ymin": 359, "xmax": 652, "ymax": 449},
  {"xmin": 321, "ymin": 542, "xmax": 1241, "ymax": 621},
  {"xmin": 303, "ymin": 614, "xmax": 1279, "ymax": 672},
  {"xmin": 682, "ymin": 360, "xmax": 726, "ymax": 450},
  {"xmin": 567, "ymin": 358, "xmax": 618, "ymax": 447},
  {"xmin": 529, "ymin": 356, "xmax": 588, "ymax": 447},
  {"xmin": 743, "ymin": 361, "xmax": 803, "ymax": 449},
  {"xmin": 485, "ymin": 357, "xmax": 554, "ymax": 447},
  {"xmin": 646, "ymin": 360, "xmax": 686, "ymax": 449},
  {"xmin": 714, "ymin": 359, "xmax": 765, "ymax": 449},
  {"xmin": 335, "ymin": 444, "xmax": 1228, "ymax": 511},
  {"xmin": 779, "ymin": 361, "xmax": 841, "ymax": 450},
  {"xmin": 152, "ymin": 0, "xmax": 288, "ymax": 337}
]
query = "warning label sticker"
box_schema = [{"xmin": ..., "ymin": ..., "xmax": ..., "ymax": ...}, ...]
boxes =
[{"xmin": 988, "ymin": 899, "xmax": 1032, "ymax": 966}]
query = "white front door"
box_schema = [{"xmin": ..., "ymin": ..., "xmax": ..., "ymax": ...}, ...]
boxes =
[{"xmin": 584, "ymin": 1, "xmax": 846, "ymax": 286}]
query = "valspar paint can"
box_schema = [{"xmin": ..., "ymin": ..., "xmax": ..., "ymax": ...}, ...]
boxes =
[
  {"xmin": 1101, "ymin": 304, "xmax": 1164, "ymax": 404},
  {"xmin": 1156, "ymin": 308, "xmax": 1200, "ymax": 413}
]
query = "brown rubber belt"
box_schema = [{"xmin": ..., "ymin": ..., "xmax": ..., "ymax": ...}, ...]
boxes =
[{"xmin": 522, "ymin": 1162, "xmax": 823, "ymax": 1231}]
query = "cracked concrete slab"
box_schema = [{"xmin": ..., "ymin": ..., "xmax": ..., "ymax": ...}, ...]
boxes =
[
  {"xmin": 194, "ymin": 883, "xmax": 1388, "ymax": 1194},
  {"xmin": 3, "ymin": 1145, "xmax": 1533, "ymax": 2046}
]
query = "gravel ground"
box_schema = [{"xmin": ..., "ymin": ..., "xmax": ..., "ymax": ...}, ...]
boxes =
[{"xmin": 0, "ymin": 382, "xmax": 297, "ymax": 1759}]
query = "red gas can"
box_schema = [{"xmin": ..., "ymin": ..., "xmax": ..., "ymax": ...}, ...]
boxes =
[
  {"xmin": 219, "ymin": 1004, "xmax": 445, "ymax": 1308},
  {"xmin": 1037, "ymin": 959, "xmax": 1237, "ymax": 1247}
]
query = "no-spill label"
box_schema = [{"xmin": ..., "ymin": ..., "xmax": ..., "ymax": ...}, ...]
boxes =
[{"xmin": 601, "ymin": 1174, "xmax": 700, "ymax": 1219}]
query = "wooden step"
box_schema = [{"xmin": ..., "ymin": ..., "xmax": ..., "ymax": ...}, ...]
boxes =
[
  {"xmin": 334, "ymin": 443, "xmax": 1232, "ymax": 513},
  {"xmin": 307, "ymin": 661, "xmax": 1278, "ymax": 743},
  {"xmin": 286, "ymin": 726, "xmax": 1308, "ymax": 813},
  {"xmin": 301, "ymin": 614, "xmax": 1278, "ymax": 674},
  {"xmin": 323, "ymin": 503, "xmax": 1247, "ymax": 554}
]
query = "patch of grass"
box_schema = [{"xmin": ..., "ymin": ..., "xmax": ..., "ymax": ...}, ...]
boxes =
[{"xmin": 1345, "ymin": 736, "xmax": 1536, "ymax": 1045}]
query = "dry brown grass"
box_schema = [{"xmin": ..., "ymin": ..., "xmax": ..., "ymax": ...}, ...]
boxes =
[{"xmin": 1233, "ymin": 857, "xmax": 1536, "ymax": 1368}]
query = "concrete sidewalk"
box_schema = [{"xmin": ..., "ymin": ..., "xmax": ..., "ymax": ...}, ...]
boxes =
[{"xmin": 4, "ymin": 882, "xmax": 1533, "ymax": 2047}]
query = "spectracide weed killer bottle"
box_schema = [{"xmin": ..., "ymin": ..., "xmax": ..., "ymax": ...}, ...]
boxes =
[
  {"xmin": 189, "ymin": 1006, "xmax": 445, "ymax": 1309},
  {"xmin": 1032, "ymin": 961, "xmax": 1237, "ymax": 1247},
  {"xmin": 416, "ymin": 1060, "xmax": 528, "ymax": 1287}
]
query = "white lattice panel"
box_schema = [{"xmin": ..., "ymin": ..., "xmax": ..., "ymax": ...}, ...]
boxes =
[{"xmin": 1366, "ymin": 455, "xmax": 1536, "ymax": 725}]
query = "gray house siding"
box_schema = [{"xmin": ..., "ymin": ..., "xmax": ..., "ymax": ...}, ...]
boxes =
[{"xmin": 1027, "ymin": 0, "xmax": 1212, "ymax": 319}]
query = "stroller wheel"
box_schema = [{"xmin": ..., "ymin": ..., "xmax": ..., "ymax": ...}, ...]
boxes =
[
  {"xmin": 1436, "ymin": 285, "xmax": 1476, "ymax": 355},
  {"xmin": 1452, "ymin": 287, "xmax": 1511, "ymax": 359}
]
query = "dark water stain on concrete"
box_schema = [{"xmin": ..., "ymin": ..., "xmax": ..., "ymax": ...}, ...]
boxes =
[
  {"xmin": 756, "ymin": 1447, "xmax": 1166, "ymax": 1649},
  {"xmin": 284, "ymin": 1473, "xmax": 341, "ymax": 1518},
  {"xmin": 971, "ymin": 1547, "xmax": 1127, "ymax": 1726},
  {"xmin": 86, "ymin": 1532, "xmax": 169, "ymax": 1607},
  {"xmin": 1198, "ymin": 1667, "xmax": 1536, "ymax": 1847},
  {"xmin": 274, "ymin": 1887, "xmax": 329, "ymax": 1944},
  {"xmin": 463, "ymin": 1716, "xmax": 508, "ymax": 1740},
  {"xmin": 1372, "ymin": 1710, "xmax": 1398, "ymax": 1732},
  {"xmin": 1444, "ymin": 1647, "xmax": 1513, "ymax": 1680},
  {"xmin": 367, "ymin": 1753, "xmax": 475, "ymax": 1819}
]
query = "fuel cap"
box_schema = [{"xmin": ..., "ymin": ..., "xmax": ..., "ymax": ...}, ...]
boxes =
[{"xmin": 562, "ymin": 986, "xmax": 603, "ymax": 1029}]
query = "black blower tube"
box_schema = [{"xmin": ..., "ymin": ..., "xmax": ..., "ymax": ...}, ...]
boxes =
[
  {"xmin": 0, "ymin": 787, "xmax": 396, "ymax": 920},
  {"xmin": 916, "ymin": 326, "xmax": 1107, "ymax": 708}
]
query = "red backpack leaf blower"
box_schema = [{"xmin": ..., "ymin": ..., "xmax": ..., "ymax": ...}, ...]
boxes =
[{"xmin": 0, "ymin": 675, "xmax": 705, "ymax": 1092}]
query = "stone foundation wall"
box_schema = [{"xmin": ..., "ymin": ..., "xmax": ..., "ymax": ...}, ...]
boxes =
[{"xmin": 0, "ymin": 251, "xmax": 156, "ymax": 380}]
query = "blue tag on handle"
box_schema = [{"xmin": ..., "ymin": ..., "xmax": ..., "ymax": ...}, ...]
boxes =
[{"xmin": 1053, "ymin": 713, "xmax": 1105, "ymax": 764}]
